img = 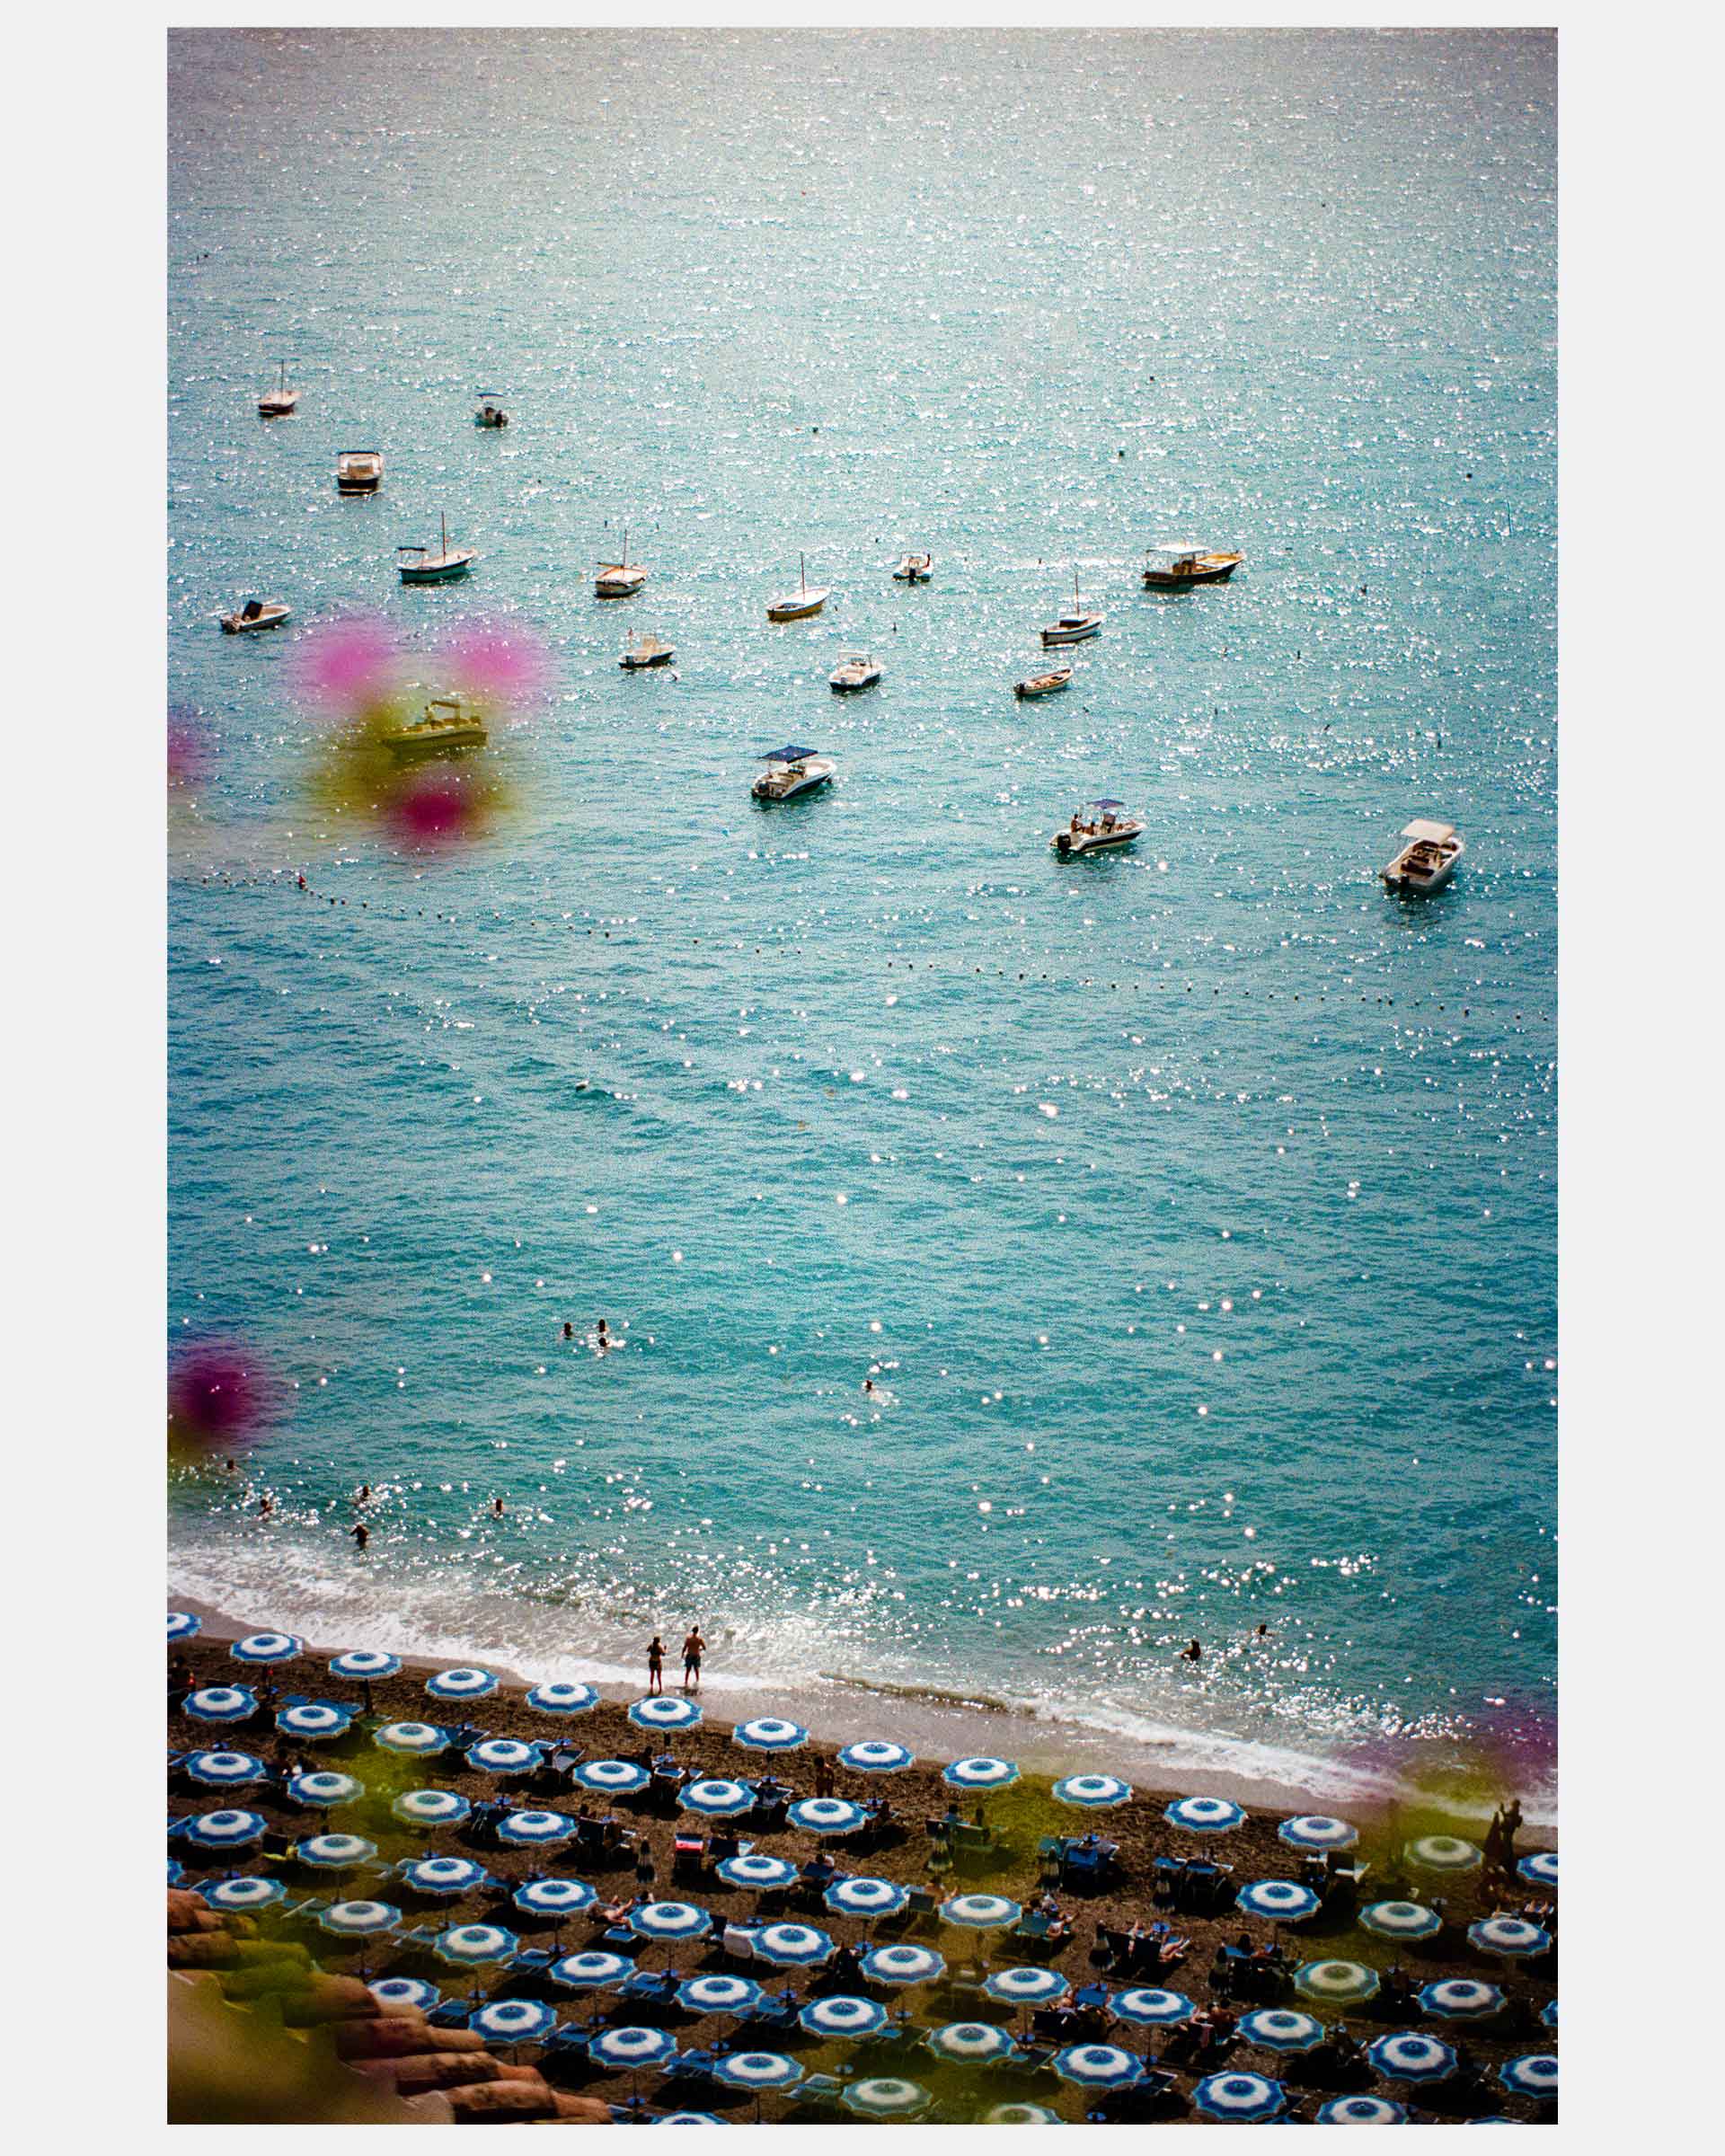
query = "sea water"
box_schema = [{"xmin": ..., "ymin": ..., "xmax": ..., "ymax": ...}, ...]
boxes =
[{"xmin": 167, "ymin": 28, "xmax": 1557, "ymax": 1804}]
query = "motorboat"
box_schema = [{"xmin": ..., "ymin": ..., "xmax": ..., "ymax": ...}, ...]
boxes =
[
  {"xmin": 620, "ymin": 631, "xmax": 676, "ymax": 671},
  {"xmin": 1142, "ymin": 544, "xmax": 1243, "ymax": 589},
  {"xmin": 1014, "ymin": 666, "xmax": 1073, "ymax": 700},
  {"xmin": 473, "ymin": 391, "xmax": 509, "ymax": 429},
  {"xmin": 381, "ymin": 694, "xmax": 488, "ymax": 759},
  {"xmin": 893, "ymin": 552, "xmax": 933, "ymax": 583},
  {"xmin": 751, "ymin": 745, "xmax": 835, "ymax": 802},
  {"xmin": 1381, "ymin": 819, "xmax": 1464, "ymax": 893},
  {"xmin": 1053, "ymin": 799, "xmax": 1143, "ymax": 857},
  {"xmin": 829, "ymin": 652, "xmax": 881, "ymax": 694},
  {"xmin": 398, "ymin": 513, "xmax": 478, "ymax": 584},
  {"xmin": 766, "ymin": 552, "xmax": 831, "ymax": 622},
  {"xmin": 336, "ymin": 448, "xmax": 384, "ymax": 494},
  {"xmin": 596, "ymin": 526, "xmax": 648, "ymax": 598},
  {"xmin": 220, "ymin": 597, "xmax": 290, "ymax": 633},
  {"xmin": 1041, "ymin": 566, "xmax": 1103, "ymax": 646},
  {"xmin": 257, "ymin": 362, "xmax": 298, "ymax": 418}
]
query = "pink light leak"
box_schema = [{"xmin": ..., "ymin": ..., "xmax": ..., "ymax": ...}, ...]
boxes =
[
  {"xmin": 435, "ymin": 620, "xmax": 552, "ymax": 709},
  {"xmin": 292, "ymin": 618, "xmax": 404, "ymax": 718},
  {"xmin": 387, "ymin": 771, "xmax": 479, "ymax": 845},
  {"xmin": 167, "ymin": 705, "xmax": 216, "ymax": 788},
  {"xmin": 168, "ymin": 1337, "xmax": 283, "ymax": 1455}
]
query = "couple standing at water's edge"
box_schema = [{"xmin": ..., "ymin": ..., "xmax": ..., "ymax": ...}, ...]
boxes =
[{"xmin": 645, "ymin": 1624, "xmax": 704, "ymax": 1694}]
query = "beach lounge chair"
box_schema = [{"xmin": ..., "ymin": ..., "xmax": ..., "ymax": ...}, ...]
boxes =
[
  {"xmin": 786, "ymin": 2073, "xmax": 850, "ymax": 2115},
  {"xmin": 721, "ymin": 1922, "xmax": 760, "ymax": 1965}
]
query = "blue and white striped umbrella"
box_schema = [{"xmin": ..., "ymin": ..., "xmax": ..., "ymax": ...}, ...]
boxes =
[
  {"xmin": 734, "ymin": 1718, "xmax": 809, "ymax": 1753},
  {"xmin": 168, "ymin": 1612, "xmax": 200, "ymax": 1641},
  {"xmin": 167, "ymin": 1857, "xmax": 183, "ymax": 1885},
  {"xmin": 799, "ymin": 1995, "xmax": 887, "ymax": 2038},
  {"xmin": 941, "ymin": 1893, "xmax": 1022, "ymax": 1931},
  {"xmin": 838, "ymin": 1741, "xmax": 914, "ymax": 1773},
  {"xmin": 278, "ymin": 1702, "xmax": 354, "ymax": 1741},
  {"xmin": 1469, "ymin": 1916, "xmax": 1551, "ymax": 1958},
  {"xmin": 1517, "ymin": 1850, "xmax": 1558, "ymax": 1888},
  {"xmin": 631, "ymin": 1900, "xmax": 714, "ymax": 1944},
  {"xmin": 1404, "ymin": 1834, "xmax": 1482, "ymax": 1873},
  {"xmin": 825, "ymin": 1877, "xmax": 909, "ymax": 1920},
  {"xmin": 1541, "ymin": 1998, "xmax": 1558, "ymax": 2031},
  {"xmin": 288, "ymin": 1770, "xmax": 364, "ymax": 1808},
  {"xmin": 1109, "ymin": 1985, "xmax": 1194, "ymax": 2028},
  {"xmin": 927, "ymin": 2020, "xmax": 1018, "ymax": 2065},
  {"xmin": 471, "ymin": 1998, "xmax": 557, "ymax": 2046},
  {"xmin": 426, "ymin": 1666, "xmax": 499, "ymax": 1701},
  {"xmin": 298, "ymin": 1832, "xmax": 377, "ymax": 1869},
  {"xmin": 320, "ymin": 1899, "xmax": 399, "ymax": 1939},
  {"xmin": 590, "ymin": 2026, "xmax": 678, "ymax": 2072},
  {"xmin": 402, "ymin": 1856, "xmax": 490, "ymax": 1897},
  {"xmin": 375, "ymin": 1721, "xmax": 447, "ymax": 1756},
  {"xmin": 1193, "ymin": 2072, "xmax": 1287, "ymax": 2122},
  {"xmin": 716, "ymin": 1852, "xmax": 797, "ymax": 1891},
  {"xmin": 1237, "ymin": 1879, "xmax": 1322, "ymax": 1922},
  {"xmin": 712, "ymin": 2051, "xmax": 802, "ymax": 2093},
  {"xmin": 1238, "ymin": 2009, "xmax": 1326, "ymax": 2054},
  {"xmin": 232, "ymin": 1631, "xmax": 304, "ymax": 1666},
  {"xmin": 184, "ymin": 1809, "xmax": 267, "ymax": 1850},
  {"xmin": 1318, "ymin": 2096, "xmax": 1409, "ymax": 2125},
  {"xmin": 658, "ymin": 2114, "xmax": 726, "ymax": 2125},
  {"xmin": 1052, "ymin": 1773, "xmax": 1132, "ymax": 1810},
  {"xmin": 1367, "ymin": 2032, "xmax": 1457, "ymax": 2084},
  {"xmin": 435, "ymin": 1922, "xmax": 519, "ymax": 1967},
  {"xmin": 680, "ymin": 1779, "xmax": 756, "ymax": 1819},
  {"xmin": 986, "ymin": 2105, "xmax": 1063, "ymax": 2125},
  {"xmin": 1052, "ymin": 2044, "xmax": 1145, "ymax": 2091},
  {"xmin": 942, "ymin": 1756, "xmax": 1019, "ymax": 1792},
  {"xmin": 202, "ymin": 1875, "xmax": 288, "ymax": 1913},
  {"xmin": 789, "ymin": 1798, "xmax": 869, "ymax": 1836},
  {"xmin": 526, "ymin": 1681, "xmax": 601, "ymax": 1715},
  {"xmin": 466, "ymin": 1738, "xmax": 540, "ymax": 1774},
  {"xmin": 842, "ymin": 2079, "xmax": 932, "ymax": 2119},
  {"xmin": 186, "ymin": 1750, "xmax": 267, "ymax": 1788},
  {"xmin": 370, "ymin": 1976, "xmax": 440, "ymax": 2012},
  {"xmin": 497, "ymin": 1809, "xmax": 577, "ymax": 1847},
  {"xmin": 1164, "ymin": 1795, "xmax": 1246, "ymax": 1833},
  {"xmin": 752, "ymin": 1922, "xmax": 836, "ymax": 1967},
  {"xmin": 392, "ymin": 1788, "xmax": 470, "ymax": 1827},
  {"xmin": 1294, "ymin": 1960, "xmax": 1381, "ymax": 2005},
  {"xmin": 1278, "ymin": 1815, "xmax": 1359, "ymax": 1852},
  {"xmin": 184, "ymin": 1685, "xmax": 257, "ymax": 1724},
  {"xmin": 1499, "ymin": 2054, "xmax": 1557, "ymax": 2100},
  {"xmin": 549, "ymin": 1950, "xmax": 632, "ymax": 1991},
  {"xmin": 986, "ymin": 1966, "xmax": 1071, "ymax": 2009},
  {"xmin": 677, "ymin": 1974, "xmax": 763, "ymax": 2016},
  {"xmin": 630, "ymin": 1695, "xmax": 703, "ymax": 1733},
  {"xmin": 330, "ymin": 1650, "xmax": 402, "ymax": 1680},
  {"xmin": 861, "ymin": 1943, "xmax": 944, "ymax": 1986},
  {"xmin": 516, "ymin": 1878, "xmax": 597, "ymax": 1920},
  {"xmin": 1359, "ymin": 1900, "xmax": 1443, "ymax": 1941},
  {"xmin": 574, "ymin": 1759, "xmax": 651, "ymax": 1796},
  {"xmin": 1420, "ymin": 1979, "xmax": 1505, "ymax": 2020}
]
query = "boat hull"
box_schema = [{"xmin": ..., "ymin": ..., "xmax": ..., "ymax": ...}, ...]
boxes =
[
  {"xmin": 221, "ymin": 607, "xmax": 290, "ymax": 633},
  {"xmin": 620, "ymin": 651, "xmax": 675, "ymax": 670},
  {"xmin": 383, "ymin": 729, "xmax": 487, "ymax": 759},
  {"xmin": 830, "ymin": 675, "xmax": 880, "ymax": 694},
  {"xmin": 1054, "ymin": 827, "xmax": 1141, "ymax": 857},
  {"xmin": 1382, "ymin": 858, "xmax": 1459, "ymax": 893},
  {"xmin": 752, "ymin": 759, "xmax": 835, "ymax": 802},
  {"xmin": 399, "ymin": 560, "xmax": 475, "ymax": 584},
  {"xmin": 1143, "ymin": 562, "xmax": 1239, "ymax": 588},
  {"xmin": 1041, "ymin": 621, "xmax": 1101, "ymax": 647},
  {"xmin": 258, "ymin": 397, "xmax": 298, "ymax": 417},
  {"xmin": 1015, "ymin": 676, "xmax": 1072, "ymax": 699},
  {"xmin": 597, "ymin": 575, "xmax": 648, "ymax": 598},
  {"xmin": 766, "ymin": 596, "xmax": 828, "ymax": 622}
]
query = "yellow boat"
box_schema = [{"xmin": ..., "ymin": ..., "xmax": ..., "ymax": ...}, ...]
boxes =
[{"xmin": 381, "ymin": 695, "xmax": 488, "ymax": 759}]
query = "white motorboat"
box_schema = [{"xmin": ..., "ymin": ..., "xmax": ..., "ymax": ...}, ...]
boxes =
[
  {"xmin": 473, "ymin": 391, "xmax": 509, "ymax": 429},
  {"xmin": 893, "ymin": 552, "xmax": 933, "ymax": 583},
  {"xmin": 220, "ymin": 597, "xmax": 291, "ymax": 634},
  {"xmin": 380, "ymin": 694, "xmax": 488, "ymax": 760},
  {"xmin": 398, "ymin": 513, "xmax": 478, "ymax": 583},
  {"xmin": 1381, "ymin": 819, "xmax": 1464, "ymax": 892},
  {"xmin": 1041, "ymin": 566, "xmax": 1103, "ymax": 646},
  {"xmin": 1053, "ymin": 799, "xmax": 1143, "ymax": 857},
  {"xmin": 596, "ymin": 526, "xmax": 648, "ymax": 598},
  {"xmin": 1014, "ymin": 666, "xmax": 1073, "ymax": 700},
  {"xmin": 829, "ymin": 652, "xmax": 881, "ymax": 694},
  {"xmin": 620, "ymin": 631, "xmax": 676, "ymax": 671},
  {"xmin": 766, "ymin": 552, "xmax": 831, "ymax": 622},
  {"xmin": 257, "ymin": 362, "xmax": 298, "ymax": 418},
  {"xmin": 751, "ymin": 745, "xmax": 836, "ymax": 802},
  {"xmin": 336, "ymin": 448, "xmax": 384, "ymax": 493},
  {"xmin": 1142, "ymin": 543, "xmax": 1243, "ymax": 589}
]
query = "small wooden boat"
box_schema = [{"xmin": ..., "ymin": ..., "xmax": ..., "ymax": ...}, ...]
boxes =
[
  {"xmin": 220, "ymin": 597, "xmax": 291, "ymax": 634},
  {"xmin": 620, "ymin": 631, "xmax": 676, "ymax": 671},
  {"xmin": 336, "ymin": 448, "xmax": 384, "ymax": 494},
  {"xmin": 1054, "ymin": 800, "xmax": 1143, "ymax": 857},
  {"xmin": 766, "ymin": 552, "xmax": 831, "ymax": 623},
  {"xmin": 829, "ymin": 652, "xmax": 881, "ymax": 694},
  {"xmin": 893, "ymin": 552, "xmax": 933, "ymax": 583},
  {"xmin": 381, "ymin": 695, "xmax": 488, "ymax": 760},
  {"xmin": 1381, "ymin": 819, "xmax": 1464, "ymax": 893},
  {"xmin": 752, "ymin": 745, "xmax": 836, "ymax": 802},
  {"xmin": 473, "ymin": 392, "xmax": 509, "ymax": 429},
  {"xmin": 1041, "ymin": 566, "xmax": 1103, "ymax": 646},
  {"xmin": 1143, "ymin": 544, "xmax": 1243, "ymax": 589},
  {"xmin": 1015, "ymin": 666, "xmax": 1073, "ymax": 700},
  {"xmin": 596, "ymin": 526, "xmax": 648, "ymax": 598},
  {"xmin": 257, "ymin": 362, "xmax": 299, "ymax": 418},
  {"xmin": 398, "ymin": 513, "xmax": 478, "ymax": 584}
]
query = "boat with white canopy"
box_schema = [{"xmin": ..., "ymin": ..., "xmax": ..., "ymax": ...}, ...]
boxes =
[
  {"xmin": 893, "ymin": 552, "xmax": 933, "ymax": 583},
  {"xmin": 398, "ymin": 513, "xmax": 478, "ymax": 584},
  {"xmin": 1053, "ymin": 800, "xmax": 1143, "ymax": 857},
  {"xmin": 381, "ymin": 694, "xmax": 488, "ymax": 760},
  {"xmin": 766, "ymin": 553, "xmax": 831, "ymax": 622},
  {"xmin": 1142, "ymin": 544, "xmax": 1243, "ymax": 588},
  {"xmin": 473, "ymin": 391, "xmax": 509, "ymax": 429},
  {"xmin": 336, "ymin": 448, "xmax": 384, "ymax": 494},
  {"xmin": 751, "ymin": 745, "xmax": 835, "ymax": 802},
  {"xmin": 1381, "ymin": 819, "xmax": 1464, "ymax": 892},
  {"xmin": 620, "ymin": 631, "xmax": 676, "ymax": 671}
]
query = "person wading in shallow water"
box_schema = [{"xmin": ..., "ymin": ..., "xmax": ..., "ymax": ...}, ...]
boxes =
[
  {"xmin": 1181, "ymin": 1638, "xmax": 1202, "ymax": 1664},
  {"xmin": 681, "ymin": 1626, "xmax": 705, "ymax": 1693},
  {"xmin": 351, "ymin": 1522, "xmax": 369, "ymax": 1552},
  {"xmin": 647, "ymin": 1634, "xmax": 666, "ymax": 1695}
]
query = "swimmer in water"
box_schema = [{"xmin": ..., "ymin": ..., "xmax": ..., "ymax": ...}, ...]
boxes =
[
  {"xmin": 351, "ymin": 1522, "xmax": 369, "ymax": 1551},
  {"xmin": 562, "ymin": 1321, "xmax": 574, "ymax": 1342},
  {"xmin": 862, "ymin": 1378, "xmax": 875, "ymax": 1395},
  {"xmin": 257, "ymin": 1492, "xmax": 274, "ymax": 1518},
  {"xmin": 357, "ymin": 1483, "xmax": 371, "ymax": 1505},
  {"xmin": 1181, "ymin": 1637, "xmax": 1202, "ymax": 1664},
  {"xmin": 597, "ymin": 1318, "xmax": 610, "ymax": 1348},
  {"xmin": 491, "ymin": 1496, "xmax": 506, "ymax": 1517}
]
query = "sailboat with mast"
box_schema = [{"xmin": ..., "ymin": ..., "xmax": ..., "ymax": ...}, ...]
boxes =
[
  {"xmin": 766, "ymin": 552, "xmax": 832, "ymax": 623},
  {"xmin": 257, "ymin": 362, "xmax": 299, "ymax": 418},
  {"xmin": 595, "ymin": 527, "xmax": 649, "ymax": 598},
  {"xmin": 397, "ymin": 513, "xmax": 478, "ymax": 584},
  {"xmin": 1040, "ymin": 564, "xmax": 1104, "ymax": 646}
]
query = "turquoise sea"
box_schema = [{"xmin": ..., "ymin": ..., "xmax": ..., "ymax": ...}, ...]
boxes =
[{"xmin": 167, "ymin": 28, "xmax": 1557, "ymax": 1805}]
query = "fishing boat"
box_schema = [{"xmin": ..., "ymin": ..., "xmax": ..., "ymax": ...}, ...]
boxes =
[
  {"xmin": 1142, "ymin": 544, "xmax": 1243, "ymax": 589},
  {"xmin": 398, "ymin": 513, "xmax": 478, "ymax": 584},
  {"xmin": 620, "ymin": 631, "xmax": 676, "ymax": 671},
  {"xmin": 829, "ymin": 652, "xmax": 881, "ymax": 694},
  {"xmin": 257, "ymin": 362, "xmax": 298, "ymax": 418},
  {"xmin": 336, "ymin": 449, "xmax": 384, "ymax": 494},
  {"xmin": 766, "ymin": 553, "xmax": 831, "ymax": 623},
  {"xmin": 596, "ymin": 527, "xmax": 648, "ymax": 598},
  {"xmin": 1014, "ymin": 666, "xmax": 1073, "ymax": 700},
  {"xmin": 1053, "ymin": 800, "xmax": 1143, "ymax": 858},
  {"xmin": 1040, "ymin": 568, "xmax": 1103, "ymax": 647},
  {"xmin": 219, "ymin": 597, "xmax": 291, "ymax": 634},
  {"xmin": 473, "ymin": 392, "xmax": 509, "ymax": 429},
  {"xmin": 893, "ymin": 552, "xmax": 933, "ymax": 583},
  {"xmin": 380, "ymin": 694, "xmax": 488, "ymax": 760},
  {"xmin": 751, "ymin": 745, "xmax": 836, "ymax": 802},
  {"xmin": 1381, "ymin": 819, "xmax": 1464, "ymax": 893}
]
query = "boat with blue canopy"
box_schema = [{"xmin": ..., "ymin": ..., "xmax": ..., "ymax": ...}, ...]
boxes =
[
  {"xmin": 1054, "ymin": 799, "xmax": 1143, "ymax": 857},
  {"xmin": 752, "ymin": 746, "xmax": 835, "ymax": 802}
]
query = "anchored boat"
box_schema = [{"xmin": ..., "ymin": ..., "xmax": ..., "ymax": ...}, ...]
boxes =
[
  {"xmin": 381, "ymin": 694, "xmax": 488, "ymax": 760},
  {"xmin": 1041, "ymin": 567, "xmax": 1103, "ymax": 647},
  {"xmin": 1053, "ymin": 800, "xmax": 1143, "ymax": 857},
  {"xmin": 620, "ymin": 631, "xmax": 676, "ymax": 671},
  {"xmin": 751, "ymin": 745, "xmax": 835, "ymax": 802},
  {"xmin": 596, "ymin": 527, "xmax": 648, "ymax": 598},
  {"xmin": 398, "ymin": 513, "xmax": 478, "ymax": 584},
  {"xmin": 766, "ymin": 553, "xmax": 831, "ymax": 623},
  {"xmin": 1015, "ymin": 666, "xmax": 1073, "ymax": 700},
  {"xmin": 257, "ymin": 362, "xmax": 298, "ymax": 418},
  {"xmin": 220, "ymin": 597, "xmax": 291, "ymax": 634},
  {"xmin": 336, "ymin": 448, "xmax": 384, "ymax": 494},
  {"xmin": 893, "ymin": 552, "xmax": 933, "ymax": 583},
  {"xmin": 829, "ymin": 652, "xmax": 881, "ymax": 694},
  {"xmin": 473, "ymin": 391, "xmax": 509, "ymax": 429},
  {"xmin": 1381, "ymin": 818, "xmax": 1464, "ymax": 893},
  {"xmin": 1142, "ymin": 544, "xmax": 1243, "ymax": 589}
]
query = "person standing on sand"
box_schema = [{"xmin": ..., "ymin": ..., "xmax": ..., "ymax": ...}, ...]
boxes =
[
  {"xmin": 647, "ymin": 1634, "xmax": 665, "ymax": 1695},
  {"xmin": 681, "ymin": 1626, "xmax": 704, "ymax": 1692},
  {"xmin": 814, "ymin": 1753, "xmax": 835, "ymax": 1798}
]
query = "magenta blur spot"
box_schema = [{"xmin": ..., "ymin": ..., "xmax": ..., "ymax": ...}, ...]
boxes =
[{"xmin": 168, "ymin": 1338, "xmax": 281, "ymax": 1454}]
